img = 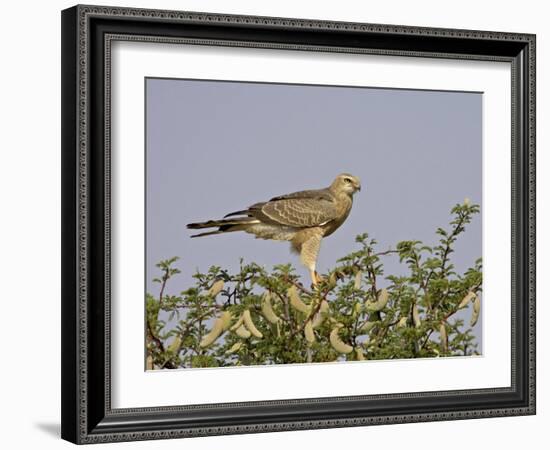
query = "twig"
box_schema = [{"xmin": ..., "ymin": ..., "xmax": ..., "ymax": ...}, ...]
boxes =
[
  {"xmin": 283, "ymin": 275, "xmax": 313, "ymax": 296},
  {"xmin": 274, "ymin": 291, "xmax": 295, "ymax": 334},
  {"xmin": 146, "ymin": 320, "xmax": 176, "ymax": 369},
  {"xmin": 420, "ymin": 282, "xmax": 482, "ymax": 351},
  {"xmin": 158, "ymin": 270, "xmax": 169, "ymax": 308},
  {"xmin": 440, "ymin": 211, "xmax": 468, "ymax": 275},
  {"xmin": 290, "ymin": 280, "xmax": 335, "ymax": 338},
  {"xmin": 374, "ymin": 249, "xmax": 400, "ymax": 257}
]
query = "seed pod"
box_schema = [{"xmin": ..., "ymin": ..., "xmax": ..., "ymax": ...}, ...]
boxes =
[
  {"xmin": 311, "ymin": 300, "xmax": 330, "ymax": 329},
  {"xmin": 366, "ymin": 288, "xmax": 389, "ymax": 312},
  {"xmin": 243, "ymin": 309, "xmax": 263, "ymax": 338},
  {"xmin": 261, "ymin": 291, "xmax": 281, "ymax": 324},
  {"xmin": 235, "ymin": 324, "xmax": 251, "ymax": 339},
  {"xmin": 355, "ymin": 348, "xmax": 366, "ymax": 361},
  {"xmin": 304, "ymin": 320, "xmax": 315, "ymax": 343},
  {"xmin": 354, "ymin": 271, "xmax": 363, "ymax": 290},
  {"xmin": 397, "ymin": 316, "xmax": 408, "ymax": 328},
  {"xmin": 458, "ymin": 291, "xmax": 476, "ymax": 309},
  {"xmin": 329, "ymin": 325, "xmax": 353, "ymax": 354},
  {"xmin": 219, "ymin": 310, "xmax": 233, "ymax": 331},
  {"xmin": 288, "ymin": 286, "xmax": 310, "ymax": 313},
  {"xmin": 146, "ymin": 355, "xmax": 154, "ymax": 370},
  {"xmin": 364, "ymin": 301, "xmax": 375, "ymax": 311},
  {"xmin": 377, "ymin": 288, "xmax": 389, "ymax": 308},
  {"xmin": 470, "ymin": 295, "xmax": 481, "ymax": 326},
  {"xmin": 464, "ymin": 197, "xmax": 471, "ymax": 207},
  {"xmin": 473, "ymin": 294, "xmax": 481, "ymax": 313},
  {"xmin": 439, "ymin": 322, "xmax": 448, "ymax": 351},
  {"xmin": 168, "ymin": 335, "xmax": 182, "ymax": 353},
  {"xmin": 328, "ymin": 272, "xmax": 338, "ymax": 289},
  {"xmin": 200, "ymin": 317, "xmax": 226, "ymax": 347},
  {"xmin": 207, "ymin": 279, "xmax": 225, "ymax": 297},
  {"xmin": 226, "ymin": 342, "xmax": 242, "ymax": 354},
  {"xmin": 412, "ymin": 304, "xmax": 421, "ymax": 328},
  {"xmin": 360, "ymin": 321, "xmax": 376, "ymax": 332},
  {"xmin": 230, "ymin": 313, "xmax": 245, "ymax": 331},
  {"xmin": 327, "ymin": 316, "xmax": 338, "ymax": 325}
]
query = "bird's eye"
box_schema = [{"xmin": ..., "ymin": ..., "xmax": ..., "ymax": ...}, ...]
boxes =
[{"xmin": 344, "ymin": 178, "xmax": 352, "ymax": 184}]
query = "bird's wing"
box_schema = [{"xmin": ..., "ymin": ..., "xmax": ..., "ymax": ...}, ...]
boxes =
[
  {"xmin": 268, "ymin": 189, "xmax": 334, "ymax": 202},
  {"xmin": 251, "ymin": 189, "xmax": 339, "ymax": 228}
]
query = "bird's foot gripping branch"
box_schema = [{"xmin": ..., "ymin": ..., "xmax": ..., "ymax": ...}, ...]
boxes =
[{"xmin": 147, "ymin": 202, "xmax": 482, "ymax": 369}]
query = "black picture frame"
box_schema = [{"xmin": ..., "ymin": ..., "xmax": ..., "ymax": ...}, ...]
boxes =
[{"xmin": 61, "ymin": 4, "xmax": 536, "ymax": 444}]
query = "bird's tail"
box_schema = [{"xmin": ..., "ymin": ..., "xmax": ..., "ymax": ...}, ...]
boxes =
[{"xmin": 186, "ymin": 217, "xmax": 259, "ymax": 238}]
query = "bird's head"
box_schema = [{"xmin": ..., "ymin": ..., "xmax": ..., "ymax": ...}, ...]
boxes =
[{"xmin": 330, "ymin": 173, "xmax": 362, "ymax": 196}]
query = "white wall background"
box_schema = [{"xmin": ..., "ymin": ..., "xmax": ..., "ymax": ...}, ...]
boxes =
[{"xmin": 0, "ymin": 0, "xmax": 545, "ymax": 448}]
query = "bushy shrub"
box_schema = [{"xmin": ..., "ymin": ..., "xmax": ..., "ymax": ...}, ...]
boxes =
[{"xmin": 146, "ymin": 202, "xmax": 481, "ymax": 369}]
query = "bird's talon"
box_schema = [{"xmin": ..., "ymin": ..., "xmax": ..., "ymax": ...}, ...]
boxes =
[{"xmin": 314, "ymin": 271, "xmax": 325, "ymax": 285}]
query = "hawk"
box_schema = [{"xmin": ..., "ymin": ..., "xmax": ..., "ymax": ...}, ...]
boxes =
[{"xmin": 187, "ymin": 173, "xmax": 361, "ymax": 285}]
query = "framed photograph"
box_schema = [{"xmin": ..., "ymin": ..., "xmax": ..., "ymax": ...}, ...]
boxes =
[{"xmin": 61, "ymin": 4, "xmax": 536, "ymax": 444}]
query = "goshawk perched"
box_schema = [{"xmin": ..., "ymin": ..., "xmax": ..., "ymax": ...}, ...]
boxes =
[{"xmin": 187, "ymin": 173, "xmax": 361, "ymax": 285}]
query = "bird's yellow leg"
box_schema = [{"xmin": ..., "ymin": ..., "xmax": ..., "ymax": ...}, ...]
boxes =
[
  {"xmin": 309, "ymin": 269, "xmax": 325, "ymax": 287},
  {"xmin": 314, "ymin": 271, "xmax": 324, "ymax": 285},
  {"xmin": 300, "ymin": 231, "xmax": 323, "ymax": 288},
  {"xmin": 309, "ymin": 268, "xmax": 318, "ymax": 287}
]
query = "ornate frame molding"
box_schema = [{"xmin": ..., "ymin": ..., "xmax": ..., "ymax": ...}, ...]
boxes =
[{"xmin": 61, "ymin": 5, "xmax": 536, "ymax": 444}]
